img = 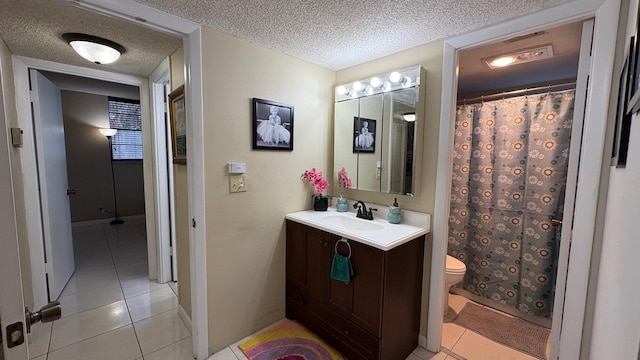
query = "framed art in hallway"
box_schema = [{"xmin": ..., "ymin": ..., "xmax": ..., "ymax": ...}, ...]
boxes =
[
  {"xmin": 252, "ymin": 98, "xmax": 294, "ymax": 151},
  {"xmin": 613, "ymin": 37, "xmax": 634, "ymax": 168},
  {"xmin": 169, "ymin": 85, "xmax": 187, "ymax": 164},
  {"xmin": 628, "ymin": 5, "xmax": 640, "ymax": 114}
]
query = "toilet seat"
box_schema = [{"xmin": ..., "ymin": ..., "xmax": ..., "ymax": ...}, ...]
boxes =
[{"xmin": 446, "ymin": 255, "xmax": 466, "ymax": 273}]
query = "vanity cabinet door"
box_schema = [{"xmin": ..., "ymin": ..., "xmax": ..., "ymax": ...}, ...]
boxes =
[
  {"xmin": 286, "ymin": 220, "xmax": 337, "ymax": 301},
  {"xmin": 327, "ymin": 237, "xmax": 384, "ymax": 337}
]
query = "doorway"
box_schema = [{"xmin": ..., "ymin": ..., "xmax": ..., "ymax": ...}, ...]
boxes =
[{"xmin": 429, "ymin": 1, "xmax": 620, "ymax": 359}]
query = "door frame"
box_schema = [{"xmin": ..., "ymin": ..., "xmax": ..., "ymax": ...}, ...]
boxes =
[
  {"xmin": 0, "ymin": 57, "xmax": 29, "ymax": 360},
  {"xmin": 19, "ymin": 2, "xmax": 209, "ymax": 358},
  {"xmin": 428, "ymin": 0, "xmax": 619, "ymax": 358}
]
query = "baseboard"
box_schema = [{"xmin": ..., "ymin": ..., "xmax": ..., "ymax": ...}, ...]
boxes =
[
  {"xmin": 72, "ymin": 214, "xmax": 146, "ymax": 227},
  {"xmin": 178, "ymin": 304, "xmax": 192, "ymax": 332},
  {"xmin": 419, "ymin": 334, "xmax": 427, "ymax": 348}
]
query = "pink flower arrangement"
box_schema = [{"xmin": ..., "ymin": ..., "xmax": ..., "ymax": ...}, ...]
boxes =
[
  {"xmin": 301, "ymin": 168, "xmax": 330, "ymax": 198},
  {"xmin": 338, "ymin": 167, "xmax": 353, "ymax": 189}
]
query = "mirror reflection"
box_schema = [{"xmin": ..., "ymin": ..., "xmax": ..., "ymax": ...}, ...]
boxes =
[{"xmin": 334, "ymin": 66, "xmax": 423, "ymax": 196}]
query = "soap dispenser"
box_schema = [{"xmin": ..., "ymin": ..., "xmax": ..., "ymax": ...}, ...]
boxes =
[{"xmin": 388, "ymin": 198, "xmax": 401, "ymax": 224}]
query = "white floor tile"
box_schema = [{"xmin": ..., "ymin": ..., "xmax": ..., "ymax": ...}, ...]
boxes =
[
  {"xmin": 441, "ymin": 322, "xmax": 466, "ymax": 350},
  {"xmin": 144, "ymin": 337, "xmax": 193, "ymax": 360},
  {"xmin": 28, "ymin": 322, "xmax": 52, "ymax": 358},
  {"xmin": 126, "ymin": 287, "xmax": 178, "ymax": 322},
  {"xmin": 49, "ymin": 300, "xmax": 131, "ymax": 351},
  {"xmin": 133, "ymin": 308, "xmax": 190, "ymax": 355},
  {"xmin": 207, "ymin": 347, "xmax": 240, "ymax": 360},
  {"xmin": 116, "ymin": 262, "xmax": 149, "ymax": 281},
  {"xmin": 47, "ymin": 325, "xmax": 141, "ymax": 360},
  {"xmin": 411, "ymin": 346, "xmax": 448, "ymax": 360},
  {"xmin": 121, "ymin": 276, "xmax": 168, "ymax": 299},
  {"xmin": 451, "ymin": 330, "xmax": 538, "ymax": 360},
  {"xmin": 60, "ymin": 267, "xmax": 120, "ymax": 296},
  {"xmin": 30, "ymin": 355, "xmax": 46, "ymax": 360},
  {"xmin": 168, "ymin": 281, "xmax": 178, "ymax": 296},
  {"xmin": 59, "ymin": 283, "xmax": 124, "ymax": 317}
]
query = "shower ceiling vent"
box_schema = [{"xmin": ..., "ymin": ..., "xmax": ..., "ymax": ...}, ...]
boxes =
[{"xmin": 483, "ymin": 45, "xmax": 554, "ymax": 69}]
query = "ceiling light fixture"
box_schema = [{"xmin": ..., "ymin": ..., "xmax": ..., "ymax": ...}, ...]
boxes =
[
  {"xmin": 334, "ymin": 66, "xmax": 421, "ymax": 100},
  {"xmin": 62, "ymin": 33, "xmax": 126, "ymax": 65},
  {"xmin": 484, "ymin": 45, "xmax": 553, "ymax": 69}
]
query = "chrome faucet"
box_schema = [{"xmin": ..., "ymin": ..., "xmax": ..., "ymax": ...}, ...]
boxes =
[{"xmin": 353, "ymin": 201, "xmax": 377, "ymax": 220}]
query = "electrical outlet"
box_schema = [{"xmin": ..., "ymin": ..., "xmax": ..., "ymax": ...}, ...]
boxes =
[
  {"xmin": 376, "ymin": 168, "xmax": 381, "ymax": 179},
  {"xmin": 229, "ymin": 174, "xmax": 247, "ymax": 193}
]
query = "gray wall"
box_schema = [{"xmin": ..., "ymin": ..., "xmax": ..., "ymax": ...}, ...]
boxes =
[{"xmin": 61, "ymin": 90, "xmax": 145, "ymax": 222}]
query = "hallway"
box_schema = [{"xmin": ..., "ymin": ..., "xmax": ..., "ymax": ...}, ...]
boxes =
[{"xmin": 27, "ymin": 219, "xmax": 191, "ymax": 360}]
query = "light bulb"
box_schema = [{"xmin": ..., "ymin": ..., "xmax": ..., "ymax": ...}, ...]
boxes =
[
  {"xmin": 401, "ymin": 76, "xmax": 412, "ymax": 87},
  {"xmin": 364, "ymin": 86, "xmax": 373, "ymax": 95},
  {"xmin": 370, "ymin": 77, "xmax": 381, "ymax": 87},
  {"xmin": 69, "ymin": 41, "xmax": 121, "ymax": 64},
  {"xmin": 349, "ymin": 90, "xmax": 358, "ymax": 99},
  {"xmin": 99, "ymin": 128, "xmax": 117, "ymax": 137},
  {"xmin": 382, "ymin": 81, "xmax": 391, "ymax": 92},
  {"xmin": 352, "ymin": 81, "xmax": 363, "ymax": 91},
  {"xmin": 336, "ymin": 86, "xmax": 346, "ymax": 95},
  {"xmin": 489, "ymin": 56, "xmax": 516, "ymax": 68},
  {"xmin": 389, "ymin": 72, "xmax": 401, "ymax": 83}
]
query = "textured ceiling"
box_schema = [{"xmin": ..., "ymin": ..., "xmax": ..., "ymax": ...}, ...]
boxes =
[
  {"xmin": 0, "ymin": 0, "xmax": 182, "ymax": 77},
  {"xmin": 132, "ymin": 0, "xmax": 571, "ymax": 70},
  {"xmin": 0, "ymin": 0, "xmax": 574, "ymax": 78}
]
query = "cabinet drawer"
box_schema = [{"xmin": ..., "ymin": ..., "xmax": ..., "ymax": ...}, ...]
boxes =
[{"xmin": 287, "ymin": 284, "xmax": 379, "ymax": 359}]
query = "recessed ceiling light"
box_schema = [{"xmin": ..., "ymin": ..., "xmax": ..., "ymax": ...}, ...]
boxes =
[
  {"xmin": 484, "ymin": 45, "xmax": 553, "ymax": 69},
  {"xmin": 62, "ymin": 33, "xmax": 126, "ymax": 65}
]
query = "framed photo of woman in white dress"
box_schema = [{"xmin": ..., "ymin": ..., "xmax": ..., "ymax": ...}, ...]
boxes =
[
  {"xmin": 253, "ymin": 98, "xmax": 294, "ymax": 151},
  {"xmin": 353, "ymin": 116, "xmax": 376, "ymax": 153}
]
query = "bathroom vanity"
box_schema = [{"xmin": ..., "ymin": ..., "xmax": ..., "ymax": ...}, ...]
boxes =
[{"xmin": 285, "ymin": 209, "xmax": 430, "ymax": 360}]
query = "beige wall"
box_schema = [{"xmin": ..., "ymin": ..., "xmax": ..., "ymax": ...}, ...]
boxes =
[
  {"xmin": 334, "ymin": 40, "xmax": 445, "ymax": 338},
  {"xmin": 61, "ymin": 91, "xmax": 145, "ymax": 222},
  {"xmin": 0, "ymin": 38, "xmax": 34, "ymax": 308},
  {"xmin": 200, "ymin": 26, "xmax": 335, "ymax": 352},
  {"xmin": 169, "ymin": 46, "xmax": 192, "ymax": 318}
]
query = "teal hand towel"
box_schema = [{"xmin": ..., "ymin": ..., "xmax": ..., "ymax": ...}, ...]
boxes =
[{"xmin": 330, "ymin": 253, "xmax": 354, "ymax": 284}]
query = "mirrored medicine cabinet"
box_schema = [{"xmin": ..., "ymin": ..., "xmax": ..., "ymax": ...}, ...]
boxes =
[{"xmin": 334, "ymin": 66, "xmax": 425, "ymax": 196}]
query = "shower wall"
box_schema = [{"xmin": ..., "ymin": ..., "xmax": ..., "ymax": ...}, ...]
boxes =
[{"xmin": 448, "ymin": 91, "xmax": 575, "ymax": 317}]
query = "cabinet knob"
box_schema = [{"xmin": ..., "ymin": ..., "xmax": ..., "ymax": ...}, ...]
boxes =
[
  {"xmin": 343, "ymin": 329, "xmax": 350, "ymax": 336},
  {"xmin": 322, "ymin": 241, "xmax": 328, "ymax": 247}
]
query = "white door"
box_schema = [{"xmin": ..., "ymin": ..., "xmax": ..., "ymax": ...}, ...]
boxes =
[
  {"xmin": 29, "ymin": 69, "xmax": 75, "ymax": 301},
  {"xmin": 1, "ymin": 70, "xmax": 29, "ymax": 359}
]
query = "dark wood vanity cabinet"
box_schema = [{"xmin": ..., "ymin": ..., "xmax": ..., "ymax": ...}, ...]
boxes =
[{"xmin": 285, "ymin": 220, "xmax": 425, "ymax": 360}]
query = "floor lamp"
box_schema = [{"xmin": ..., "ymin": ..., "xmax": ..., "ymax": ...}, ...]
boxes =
[{"xmin": 99, "ymin": 128, "xmax": 124, "ymax": 225}]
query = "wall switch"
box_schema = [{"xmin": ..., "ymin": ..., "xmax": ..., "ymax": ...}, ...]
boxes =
[
  {"xmin": 229, "ymin": 174, "xmax": 247, "ymax": 193},
  {"xmin": 227, "ymin": 162, "xmax": 246, "ymax": 174}
]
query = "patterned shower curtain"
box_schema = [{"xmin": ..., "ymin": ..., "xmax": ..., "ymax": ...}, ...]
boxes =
[{"xmin": 448, "ymin": 91, "xmax": 575, "ymax": 318}]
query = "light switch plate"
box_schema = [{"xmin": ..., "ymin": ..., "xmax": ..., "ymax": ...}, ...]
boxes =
[{"xmin": 229, "ymin": 174, "xmax": 247, "ymax": 193}]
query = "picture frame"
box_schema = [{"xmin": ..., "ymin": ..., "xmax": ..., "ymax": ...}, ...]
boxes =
[
  {"xmin": 168, "ymin": 85, "xmax": 186, "ymax": 164},
  {"xmin": 613, "ymin": 37, "xmax": 634, "ymax": 167},
  {"xmin": 628, "ymin": 6, "xmax": 640, "ymax": 114},
  {"xmin": 352, "ymin": 116, "xmax": 376, "ymax": 153},
  {"xmin": 252, "ymin": 98, "xmax": 294, "ymax": 151}
]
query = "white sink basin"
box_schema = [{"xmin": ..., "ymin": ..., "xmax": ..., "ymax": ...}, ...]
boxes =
[
  {"xmin": 321, "ymin": 215, "xmax": 384, "ymax": 231},
  {"xmin": 286, "ymin": 208, "xmax": 430, "ymax": 251}
]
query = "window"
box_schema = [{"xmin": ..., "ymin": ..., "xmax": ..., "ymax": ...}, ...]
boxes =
[{"xmin": 108, "ymin": 97, "xmax": 142, "ymax": 160}]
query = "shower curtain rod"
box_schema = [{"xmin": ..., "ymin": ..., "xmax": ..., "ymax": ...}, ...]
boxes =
[{"xmin": 457, "ymin": 80, "xmax": 577, "ymax": 105}]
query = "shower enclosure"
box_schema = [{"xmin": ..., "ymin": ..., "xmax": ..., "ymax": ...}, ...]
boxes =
[{"xmin": 447, "ymin": 91, "xmax": 575, "ymax": 318}]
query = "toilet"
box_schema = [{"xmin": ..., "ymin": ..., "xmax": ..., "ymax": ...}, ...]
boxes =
[{"xmin": 444, "ymin": 255, "xmax": 467, "ymax": 315}]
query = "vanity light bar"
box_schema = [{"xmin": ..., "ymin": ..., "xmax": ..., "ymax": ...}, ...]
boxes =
[{"xmin": 335, "ymin": 66, "xmax": 421, "ymax": 102}]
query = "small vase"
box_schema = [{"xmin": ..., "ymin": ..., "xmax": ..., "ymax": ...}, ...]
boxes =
[
  {"xmin": 336, "ymin": 197, "xmax": 348, "ymax": 212},
  {"xmin": 313, "ymin": 197, "xmax": 329, "ymax": 211}
]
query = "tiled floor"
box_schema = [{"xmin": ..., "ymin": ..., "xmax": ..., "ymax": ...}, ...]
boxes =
[
  {"xmin": 440, "ymin": 293, "xmax": 548, "ymax": 360},
  {"xmin": 28, "ymin": 219, "xmax": 190, "ymax": 360}
]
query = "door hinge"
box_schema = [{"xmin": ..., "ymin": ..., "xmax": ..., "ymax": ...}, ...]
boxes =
[{"xmin": 192, "ymin": 218, "xmax": 196, "ymax": 228}]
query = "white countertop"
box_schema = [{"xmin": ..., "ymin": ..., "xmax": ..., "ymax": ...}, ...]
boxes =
[{"xmin": 285, "ymin": 207, "xmax": 430, "ymax": 251}]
